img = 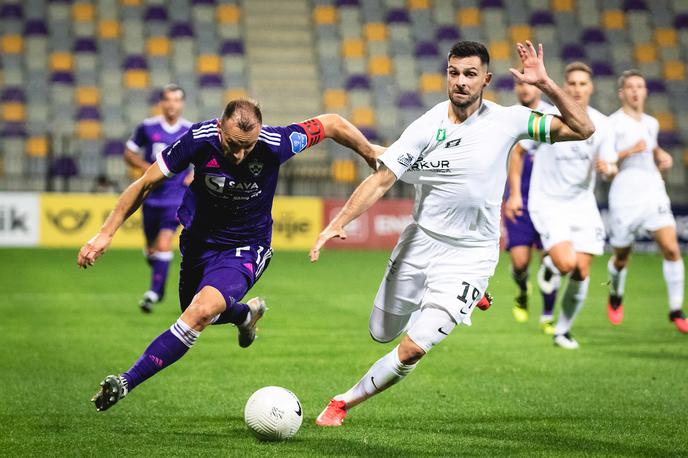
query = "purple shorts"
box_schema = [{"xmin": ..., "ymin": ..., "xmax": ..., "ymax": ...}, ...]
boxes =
[
  {"xmin": 178, "ymin": 231, "xmax": 272, "ymax": 321},
  {"xmin": 142, "ymin": 204, "xmax": 180, "ymax": 246},
  {"xmin": 504, "ymin": 207, "xmax": 542, "ymax": 251}
]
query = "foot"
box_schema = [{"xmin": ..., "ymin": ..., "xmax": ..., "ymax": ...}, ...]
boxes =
[
  {"xmin": 238, "ymin": 297, "xmax": 267, "ymax": 348},
  {"xmin": 315, "ymin": 399, "xmax": 348, "ymax": 426},
  {"xmin": 539, "ymin": 315, "xmax": 555, "ymax": 335},
  {"xmin": 512, "ymin": 292, "xmax": 529, "ymax": 323},
  {"xmin": 476, "ymin": 291, "xmax": 493, "ymax": 311},
  {"xmin": 669, "ymin": 310, "xmax": 688, "ymax": 334},
  {"xmin": 537, "ymin": 263, "xmax": 560, "ymax": 295},
  {"xmin": 553, "ymin": 332, "xmax": 579, "ymax": 350},
  {"xmin": 139, "ymin": 291, "xmax": 159, "ymax": 314},
  {"xmin": 91, "ymin": 375, "xmax": 128, "ymax": 412}
]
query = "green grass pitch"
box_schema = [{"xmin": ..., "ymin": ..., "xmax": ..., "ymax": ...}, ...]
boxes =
[{"xmin": 1, "ymin": 248, "xmax": 686, "ymax": 457}]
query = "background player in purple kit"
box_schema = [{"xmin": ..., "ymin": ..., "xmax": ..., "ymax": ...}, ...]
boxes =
[
  {"xmin": 78, "ymin": 99, "xmax": 381, "ymax": 412},
  {"xmin": 504, "ymin": 79, "xmax": 560, "ymax": 334},
  {"xmin": 123, "ymin": 84, "xmax": 193, "ymax": 313}
]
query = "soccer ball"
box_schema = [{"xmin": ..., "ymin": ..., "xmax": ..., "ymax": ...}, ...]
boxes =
[{"xmin": 244, "ymin": 386, "xmax": 303, "ymax": 441}]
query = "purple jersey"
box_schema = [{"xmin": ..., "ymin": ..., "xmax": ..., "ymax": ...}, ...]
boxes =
[
  {"xmin": 156, "ymin": 118, "xmax": 325, "ymax": 246},
  {"xmin": 127, "ymin": 116, "xmax": 193, "ymax": 207}
]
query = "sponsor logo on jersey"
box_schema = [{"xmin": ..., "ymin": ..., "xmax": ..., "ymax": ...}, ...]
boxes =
[
  {"xmin": 410, "ymin": 159, "xmax": 451, "ymax": 172},
  {"xmin": 289, "ymin": 131, "xmax": 308, "ymax": 153},
  {"xmin": 205, "ymin": 158, "xmax": 220, "ymax": 168},
  {"xmin": 444, "ymin": 138, "xmax": 461, "ymax": 149},
  {"xmin": 204, "ymin": 175, "xmax": 261, "ymax": 200},
  {"xmin": 248, "ymin": 160, "xmax": 263, "ymax": 176},
  {"xmin": 397, "ymin": 153, "xmax": 414, "ymax": 168},
  {"xmin": 435, "ymin": 128, "xmax": 446, "ymax": 142}
]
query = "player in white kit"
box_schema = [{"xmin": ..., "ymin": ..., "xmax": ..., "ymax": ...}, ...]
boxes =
[
  {"xmin": 605, "ymin": 70, "xmax": 687, "ymax": 333},
  {"xmin": 309, "ymin": 41, "xmax": 595, "ymax": 426},
  {"xmin": 527, "ymin": 62, "xmax": 618, "ymax": 350}
]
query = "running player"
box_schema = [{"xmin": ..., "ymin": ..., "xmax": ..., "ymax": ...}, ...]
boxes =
[
  {"xmin": 123, "ymin": 84, "xmax": 192, "ymax": 313},
  {"xmin": 527, "ymin": 62, "xmax": 618, "ymax": 349},
  {"xmin": 605, "ymin": 69, "xmax": 687, "ymax": 332},
  {"xmin": 79, "ymin": 100, "xmax": 381, "ymax": 411},
  {"xmin": 503, "ymin": 79, "xmax": 559, "ymax": 333},
  {"xmin": 309, "ymin": 41, "xmax": 594, "ymax": 426}
]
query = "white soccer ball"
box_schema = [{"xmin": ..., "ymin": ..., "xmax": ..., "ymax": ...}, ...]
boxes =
[{"xmin": 244, "ymin": 386, "xmax": 303, "ymax": 441}]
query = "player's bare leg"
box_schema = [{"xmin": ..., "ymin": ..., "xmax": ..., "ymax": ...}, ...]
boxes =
[
  {"xmin": 550, "ymin": 243, "xmax": 591, "ymax": 349},
  {"xmin": 607, "ymin": 246, "xmax": 631, "ymax": 325},
  {"xmin": 654, "ymin": 226, "xmax": 687, "ymax": 333},
  {"xmin": 510, "ymin": 246, "xmax": 532, "ymax": 323},
  {"xmin": 140, "ymin": 229, "xmax": 175, "ymax": 313}
]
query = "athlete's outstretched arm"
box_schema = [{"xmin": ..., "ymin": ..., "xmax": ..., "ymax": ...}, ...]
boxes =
[
  {"xmin": 77, "ymin": 163, "xmax": 167, "ymax": 268},
  {"xmin": 505, "ymin": 143, "xmax": 526, "ymax": 223},
  {"xmin": 316, "ymin": 113, "xmax": 385, "ymax": 169},
  {"xmin": 510, "ymin": 41, "xmax": 595, "ymax": 142},
  {"xmin": 310, "ymin": 165, "xmax": 397, "ymax": 262}
]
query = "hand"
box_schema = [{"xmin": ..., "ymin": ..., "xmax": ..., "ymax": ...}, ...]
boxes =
[
  {"xmin": 309, "ymin": 225, "xmax": 347, "ymax": 262},
  {"xmin": 509, "ymin": 41, "xmax": 550, "ymax": 87},
  {"xmin": 595, "ymin": 159, "xmax": 610, "ymax": 175},
  {"xmin": 77, "ymin": 232, "xmax": 112, "ymax": 268},
  {"xmin": 656, "ymin": 150, "xmax": 673, "ymax": 171},
  {"xmin": 504, "ymin": 194, "xmax": 523, "ymax": 223},
  {"xmin": 631, "ymin": 139, "xmax": 647, "ymax": 154}
]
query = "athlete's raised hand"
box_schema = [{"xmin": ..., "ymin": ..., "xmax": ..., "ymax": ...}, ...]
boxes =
[
  {"xmin": 309, "ymin": 225, "xmax": 347, "ymax": 262},
  {"xmin": 77, "ymin": 232, "xmax": 112, "ymax": 268},
  {"xmin": 510, "ymin": 41, "xmax": 550, "ymax": 87}
]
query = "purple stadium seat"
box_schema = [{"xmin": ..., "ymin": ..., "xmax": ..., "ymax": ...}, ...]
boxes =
[
  {"xmin": 480, "ymin": 0, "xmax": 502, "ymax": 8},
  {"xmin": 561, "ymin": 44, "xmax": 586, "ymax": 60},
  {"xmin": 530, "ymin": 10, "xmax": 554, "ymax": 26},
  {"xmin": 622, "ymin": 0, "xmax": 646, "ymax": 11},
  {"xmin": 359, "ymin": 127, "xmax": 378, "ymax": 142},
  {"xmin": 345, "ymin": 74, "xmax": 371, "ymax": 90},
  {"xmin": 494, "ymin": 76, "xmax": 514, "ymax": 91},
  {"xmin": 191, "ymin": 0, "xmax": 216, "ymax": 4},
  {"xmin": 1, "ymin": 122, "xmax": 27, "ymax": 138},
  {"xmin": 397, "ymin": 91, "xmax": 423, "ymax": 108},
  {"xmin": 581, "ymin": 28, "xmax": 606, "ymax": 44},
  {"xmin": 415, "ymin": 41, "xmax": 439, "ymax": 58},
  {"xmin": 0, "ymin": 3, "xmax": 23, "ymax": 19},
  {"xmin": 436, "ymin": 26, "xmax": 460, "ymax": 42},
  {"xmin": 24, "ymin": 19, "xmax": 48, "ymax": 36},
  {"xmin": 144, "ymin": 5, "xmax": 168, "ymax": 21},
  {"xmin": 675, "ymin": 14, "xmax": 688, "ymax": 29},
  {"xmin": 220, "ymin": 39, "xmax": 244, "ymax": 55},
  {"xmin": 123, "ymin": 55, "xmax": 147, "ymax": 70},
  {"xmin": 646, "ymin": 79, "xmax": 667, "ymax": 93},
  {"xmin": 591, "ymin": 61, "xmax": 614, "ymax": 76},
  {"xmin": 147, "ymin": 89, "xmax": 162, "ymax": 105},
  {"xmin": 658, "ymin": 132, "xmax": 681, "ymax": 147},
  {"xmin": 170, "ymin": 22, "xmax": 194, "ymax": 38},
  {"xmin": 76, "ymin": 106, "xmax": 101, "ymax": 121},
  {"xmin": 103, "ymin": 140, "xmax": 124, "ymax": 156},
  {"xmin": 199, "ymin": 74, "xmax": 223, "ymax": 87},
  {"xmin": 386, "ymin": 9, "xmax": 410, "ymax": 24},
  {"xmin": 1, "ymin": 87, "xmax": 25, "ymax": 102},
  {"xmin": 51, "ymin": 71, "xmax": 75, "ymax": 84},
  {"xmin": 74, "ymin": 38, "xmax": 98, "ymax": 53},
  {"xmin": 50, "ymin": 157, "xmax": 78, "ymax": 178},
  {"xmin": 336, "ymin": 0, "xmax": 360, "ymax": 6}
]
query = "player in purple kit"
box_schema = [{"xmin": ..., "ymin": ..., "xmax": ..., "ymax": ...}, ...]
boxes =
[
  {"xmin": 123, "ymin": 84, "xmax": 193, "ymax": 313},
  {"xmin": 78, "ymin": 99, "xmax": 381, "ymax": 411}
]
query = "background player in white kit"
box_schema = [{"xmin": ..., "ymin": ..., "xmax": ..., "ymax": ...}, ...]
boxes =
[
  {"xmin": 309, "ymin": 41, "xmax": 594, "ymax": 426},
  {"xmin": 527, "ymin": 62, "xmax": 618, "ymax": 350},
  {"xmin": 605, "ymin": 70, "xmax": 687, "ymax": 333}
]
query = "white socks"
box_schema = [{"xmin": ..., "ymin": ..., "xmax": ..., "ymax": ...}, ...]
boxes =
[
  {"xmin": 170, "ymin": 318, "xmax": 200, "ymax": 348},
  {"xmin": 554, "ymin": 277, "xmax": 590, "ymax": 335},
  {"xmin": 607, "ymin": 257, "xmax": 627, "ymax": 297},
  {"xmin": 663, "ymin": 259, "xmax": 685, "ymax": 311},
  {"xmin": 335, "ymin": 345, "xmax": 417, "ymax": 409}
]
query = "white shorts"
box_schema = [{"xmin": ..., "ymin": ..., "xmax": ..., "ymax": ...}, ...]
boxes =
[
  {"xmin": 608, "ymin": 194, "xmax": 675, "ymax": 248},
  {"xmin": 373, "ymin": 223, "xmax": 498, "ymax": 327},
  {"xmin": 529, "ymin": 193, "xmax": 605, "ymax": 255}
]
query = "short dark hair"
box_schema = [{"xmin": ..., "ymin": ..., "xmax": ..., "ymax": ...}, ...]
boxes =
[
  {"xmin": 160, "ymin": 83, "xmax": 185, "ymax": 100},
  {"xmin": 447, "ymin": 41, "xmax": 490, "ymax": 67},
  {"xmin": 221, "ymin": 99, "xmax": 262, "ymax": 132},
  {"xmin": 564, "ymin": 62, "xmax": 593, "ymax": 79},
  {"xmin": 617, "ymin": 69, "xmax": 644, "ymax": 89}
]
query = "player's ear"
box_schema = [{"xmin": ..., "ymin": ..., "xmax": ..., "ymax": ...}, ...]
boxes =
[{"xmin": 483, "ymin": 72, "xmax": 493, "ymax": 88}]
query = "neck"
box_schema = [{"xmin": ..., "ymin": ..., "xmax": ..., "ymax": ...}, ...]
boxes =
[
  {"xmin": 447, "ymin": 96, "xmax": 482, "ymax": 123},
  {"xmin": 622, "ymin": 105, "xmax": 643, "ymax": 120},
  {"xmin": 163, "ymin": 114, "xmax": 179, "ymax": 126},
  {"xmin": 524, "ymin": 99, "xmax": 540, "ymax": 110}
]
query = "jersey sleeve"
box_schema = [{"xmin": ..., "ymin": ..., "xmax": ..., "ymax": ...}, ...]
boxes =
[
  {"xmin": 377, "ymin": 117, "xmax": 433, "ymax": 179},
  {"xmin": 126, "ymin": 123, "xmax": 148, "ymax": 154},
  {"xmin": 596, "ymin": 118, "xmax": 618, "ymax": 163},
  {"xmin": 260, "ymin": 118, "xmax": 326, "ymax": 164},
  {"xmin": 509, "ymin": 105, "xmax": 555, "ymax": 144},
  {"xmin": 156, "ymin": 128, "xmax": 196, "ymax": 177}
]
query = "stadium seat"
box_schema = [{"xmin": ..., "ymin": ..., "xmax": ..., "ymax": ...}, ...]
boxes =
[
  {"xmin": 635, "ymin": 43, "xmax": 657, "ymax": 63},
  {"xmin": 72, "ymin": 2, "xmax": 94, "ymax": 22},
  {"xmin": 147, "ymin": 37, "xmax": 170, "ymax": 56},
  {"xmin": 655, "ymin": 28, "xmax": 678, "ymax": 46},
  {"xmin": 76, "ymin": 120, "xmax": 102, "ymax": 140},
  {"xmin": 342, "ymin": 38, "xmax": 365, "ymax": 58},
  {"xmin": 602, "ymin": 10, "xmax": 625, "ymax": 29},
  {"xmin": 224, "ymin": 88, "xmax": 248, "ymax": 103},
  {"xmin": 509, "ymin": 25, "xmax": 532, "ymax": 43},
  {"xmin": 197, "ymin": 55, "xmax": 221, "ymax": 74},
  {"xmin": 123, "ymin": 70, "xmax": 149, "ymax": 89},
  {"xmin": 75, "ymin": 87, "xmax": 100, "ymax": 106},
  {"xmin": 654, "ymin": 112, "xmax": 676, "ymax": 131},
  {"xmin": 313, "ymin": 5, "xmax": 336, "ymax": 25},
  {"xmin": 98, "ymin": 20, "xmax": 121, "ymax": 39},
  {"xmin": 324, "ymin": 89, "xmax": 347, "ymax": 110},
  {"xmin": 552, "ymin": 0, "xmax": 574, "ymax": 12},
  {"xmin": 351, "ymin": 106, "xmax": 376, "ymax": 126},
  {"xmin": 2, "ymin": 103, "xmax": 26, "ymax": 122},
  {"xmin": 419, "ymin": 73, "xmax": 443, "ymax": 92},
  {"xmin": 26, "ymin": 136, "xmax": 48, "ymax": 157},
  {"xmin": 457, "ymin": 8, "xmax": 480, "ymax": 27},
  {"xmin": 365, "ymin": 23, "xmax": 387, "ymax": 41},
  {"xmin": 489, "ymin": 41, "xmax": 510, "ymax": 61},
  {"xmin": 368, "ymin": 56, "xmax": 392, "ymax": 76},
  {"xmin": 332, "ymin": 159, "xmax": 357, "ymax": 183},
  {"xmin": 1, "ymin": 34, "xmax": 23, "ymax": 53},
  {"xmin": 663, "ymin": 61, "xmax": 685, "ymax": 80}
]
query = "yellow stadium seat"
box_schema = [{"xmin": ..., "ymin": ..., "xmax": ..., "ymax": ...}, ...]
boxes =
[
  {"xmin": 76, "ymin": 87, "xmax": 100, "ymax": 106},
  {"xmin": 489, "ymin": 41, "xmax": 510, "ymax": 61},
  {"xmin": 98, "ymin": 20, "xmax": 121, "ymax": 39},
  {"xmin": 1, "ymin": 35, "xmax": 23, "ymax": 54},
  {"xmin": 683, "ymin": 149, "xmax": 688, "ymax": 167},
  {"xmin": 149, "ymin": 105, "xmax": 162, "ymax": 116},
  {"xmin": 323, "ymin": 89, "xmax": 347, "ymax": 110},
  {"xmin": 124, "ymin": 70, "xmax": 149, "ymax": 89},
  {"xmin": 509, "ymin": 25, "xmax": 532, "ymax": 43},
  {"xmin": 602, "ymin": 10, "xmax": 625, "ymax": 29},
  {"xmin": 197, "ymin": 55, "xmax": 221, "ymax": 74},
  {"xmin": 483, "ymin": 89, "xmax": 497, "ymax": 102},
  {"xmin": 72, "ymin": 2, "xmax": 94, "ymax": 22},
  {"xmin": 217, "ymin": 4, "xmax": 240, "ymax": 24},
  {"xmin": 655, "ymin": 28, "xmax": 678, "ymax": 47},
  {"xmin": 26, "ymin": 137, "xmax": 48, "ymax": 158},
  {"xmin": 369, "ymin": 56, "xmax": 392, "ymax": 76},
  {"xmin": 420, "ymin": 73, "xmax": 444, "ymax": 93},
  {"xmin": 457, "ymin": 8, "xmax": 480, "ymax": 27},
  {"xmin": 654, "ymin": 112, "xmax": 676, "ymax": 131},
  {"xmin": 224, "ymin": 88, "xmax": 248, "ymax": 103},
  {"xmin": 552, "ymin": 0, "xmax": 574, "ymax": 12},
  {"xmin": 120, "ymin": 0, "xmax": 141, "ymax": 6},
  {"xmin": 147, "ymin": 37, "xmax": 170, "ymax": 56},
  {"xmin": 2, "ymin": 103, "xmax": 25, "ymax": 122},
  {"xmin": 634, "ymin": 44, "xmax": 657, "ymax": 63},
  {"xmin": 313, "ymin": 5, "xmax": 336, "ymax": 25},
  {"xmin": 364, "ymin": 23, "xmax": 387, "ymax": 42},
  {"xmin": 663, "ymin": 61, "xmax": 685, "ymax": 80},
  {"xmin": 77, "ymin": 120, "xmax": 102, "ymax": 140},
  {"xmin": 332, "ymin": 159, "xmax": 357, "ymax": 183},
  {"xmin": 342, "ymin": 39, "xmax": 365, "ymax": 58},
  {"xmin": 50, "ymin": 52, "xmax": 74, "ymax": 72},
  {"xmin": 408, "ymin": 0, "xmax": 430, "ymax": 10},
  {"xmin": 352, "ymin": 107, "xmax": 376, "ymax": 126}
]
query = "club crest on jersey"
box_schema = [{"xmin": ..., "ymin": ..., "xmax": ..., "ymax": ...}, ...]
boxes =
[
  {"xmin": 248, "ymin": 160, "xmax": 263, "ymax": 176},
  {"xmin": 289, "ymin": 132, "xmax": 308, "ymax": 153},
  {"xmin": 444, "ymin": 138, "xmax": 461, "ymax": 149},
  {"xmin": 435, "ymin": 128, "xmax": 446, "ymax": 142},
  {"xmin": 397, "ymin": 153, "xmax": 414, "ymax": 168}
]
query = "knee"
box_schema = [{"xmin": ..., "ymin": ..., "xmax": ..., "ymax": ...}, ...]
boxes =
[
  {"xmin": 398, "ymin": 336, "xmax": 425, "ymax": 365},
  {"xmin": 661, "ymin": 244, "xmax": 681, "ymax": 261},
  {"xmin": 369, "ymin": 320, "xmax": 398, "ymax": 343},
  {"xmin": 554, "ymin": 256, "xmax": 576, "ymax": 275},
  {"xmin": 182, "ymin": 297, "xmax": 222, "ymax": 329}
]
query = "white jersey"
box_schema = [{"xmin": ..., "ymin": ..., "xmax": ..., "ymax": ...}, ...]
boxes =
[
  {"xmin": 378, "ymin": 100, "xmax": 554, "ymax": 246},
  {"xmin": 530, "ymin": 105, "xmax": 616, "ymax": 200},
  {"xmin": 608, "ymin": 109, "xmax": 665, "ymax": 205}
]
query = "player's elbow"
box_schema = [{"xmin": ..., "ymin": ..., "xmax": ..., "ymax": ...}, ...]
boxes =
[
  {"xmin": 318, "ymin": 113, "xmax": 346, "ymax": 138},
  {"xmin": 579, "ymin": 122, "xmax": 595, "ymax": 140}
]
